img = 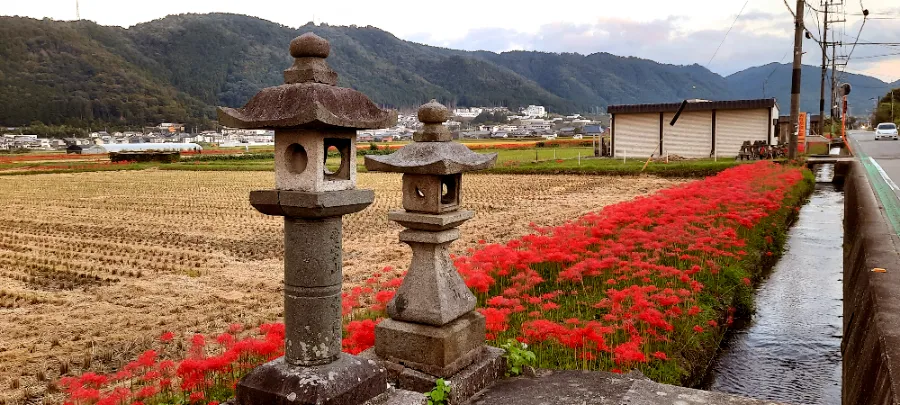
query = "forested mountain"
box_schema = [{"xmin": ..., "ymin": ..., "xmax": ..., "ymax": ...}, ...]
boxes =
[
  {"xmin": 0, "ymin": 13, "xmax": 894, "ymax": 128},
  {"xmin": 0, "ymin": 17, "xmax": 212, "ymax": 128},
  {"xmin": 472, "ymin": 51, "xmax": 732, "ymax": 110}
]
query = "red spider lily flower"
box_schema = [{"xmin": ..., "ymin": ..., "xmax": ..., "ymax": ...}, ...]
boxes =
[
  {"xmin": 742, "ymin": 278, "xmax": 752, "ymax": 286},
  {"xmin": 137, "ymin": 350, "xmax": 157, "ymax": 367},
  {"xmin": 342, "ymin": 319, "xmax": 380, "ymax": 354},
  {"xmin": 159, "ymin": 331, "xmax": 175, "ymax": 342},
  {"xmin": 375, "ymin": 290, "xmax": 395, "ymax": 304},
  {"xmin": 693, "ymin": 325, "xmax": 704, "ymax": 333},
  {"xmin": 540, "ymin": 302, "xmax": 560, "ymax": 311},
  {"xmin": 382, "ymin": 277, "xmax": 403, "ymax": 288},
  {"xmin": 707, "ymin": 320, "xmax": 718, "ymax": 327},
  {"xmin": 135, "ymin": 385, "xmax": 158, "ymax": 399},
  {"xmin": 613, "ymin": 341, "xmax": 647, "ymax": 365},
  {"xmin": 189, "ymin": 391, "xmax": 205, "ymax": 403},
  {"xmin": 216, "ymin": 333, "xmax": 235, "ymax": 347},
  {"xmin": 653, "ymin": 351, "xmax": 668, "ymax": 361}
]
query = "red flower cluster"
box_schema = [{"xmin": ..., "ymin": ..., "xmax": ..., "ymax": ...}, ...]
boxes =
[
  {"xmin": 60, "ymin": 324, "xmax": 284, "ymax": 405},
  {"xmin": 449, "ymin": 161, "xmax": 802, "ymax": 379}
]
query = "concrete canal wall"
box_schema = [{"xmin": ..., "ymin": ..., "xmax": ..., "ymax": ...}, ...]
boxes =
[{"xmin": 843, "ymin": 160, "xmax": 900, "ymax": 404}]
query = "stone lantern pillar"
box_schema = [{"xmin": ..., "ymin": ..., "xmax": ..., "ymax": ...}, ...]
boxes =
[
  {"xmin": 218, "ymin": 33, "xmax": 396, "ymax": 405},
  {"xmin": 364, "ymin": 100, "xmax": 504, "ymax": 402}
]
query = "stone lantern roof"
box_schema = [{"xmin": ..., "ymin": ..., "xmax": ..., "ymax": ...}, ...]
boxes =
[
  {"xmin": 217, "ymin": 33, "xmax": 396, "ymax": 130},
  {"xmin": 364, "ymin": 100, "xmax": 497, "ymax": 175}
]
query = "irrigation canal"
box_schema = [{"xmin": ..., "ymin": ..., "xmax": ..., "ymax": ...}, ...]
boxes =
[{"xmin": 704, "ymin": 164, "xmax": 844, "ymax": 404}]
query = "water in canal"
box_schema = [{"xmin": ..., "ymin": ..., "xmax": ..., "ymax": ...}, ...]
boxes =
[{"xmin": 705, "ymin": 165, "xmax": 843, "ymax": 404}]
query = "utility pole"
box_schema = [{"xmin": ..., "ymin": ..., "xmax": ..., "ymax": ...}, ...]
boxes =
[
  {"xmin": 831, "ymin": 42, "xmax": 837, "ymax": 132},
  {"xmin": 789, "ymin": 0, "xmax": 805, "ymax": 159},
  {"xmin": 819, "ymin": 1, "xmax": 828, "ymax": 136}
]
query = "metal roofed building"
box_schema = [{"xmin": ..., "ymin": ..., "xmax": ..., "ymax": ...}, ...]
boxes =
[
  {"xmin": 607, "ymin": 99, "xmax": 779, "ymax": 159},
  {"xmin": 82, "ymin": 143, "xmax": 203, "ymax": 154}
]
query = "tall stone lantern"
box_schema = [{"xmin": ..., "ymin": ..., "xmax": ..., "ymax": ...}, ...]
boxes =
[
  {"xmin": 218, "ymin": 33, "xmax": 396, "ymax": 405},
  {"xmin": 364, "ymin": 100, "xmax": 504, "ymax": 403}
]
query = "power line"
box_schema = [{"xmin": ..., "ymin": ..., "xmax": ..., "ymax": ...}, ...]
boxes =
[
  {"xmin": 835, "ymin": 2, "xmax": 868, "ymax": 84},
  {"xmin": 783, "ymin": 0, "xmax": 796, "ymax": 18},
  {"xmin": 853, "ymin": 52, "xmax": 900, "ymax": 60},
  {"xmin": 707, "ymin": 0, "xmax": 752, "ymax": 67},
  {"xmin": 762, "ymin": 46, "xmax": 794, "ymax": 97},
  {"xmin": 805, "ymin": 1, "xmax": 821, "ymax": 13}
]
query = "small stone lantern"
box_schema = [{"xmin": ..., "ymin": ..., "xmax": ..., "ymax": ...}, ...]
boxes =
[
  {"xmin": 218, "ymin": 33, "xmax": 396, "ymax": 405},
  {"xmin": 364, "ymin": 100, "xmax": 504, "ymax": 402}
]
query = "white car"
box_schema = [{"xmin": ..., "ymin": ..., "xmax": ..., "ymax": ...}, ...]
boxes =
[{"xmin": 875, "ymin": 123, "xmax": 899, "ymax": 140}]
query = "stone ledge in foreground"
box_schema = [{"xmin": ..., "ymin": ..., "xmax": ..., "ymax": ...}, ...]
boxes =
[{"xmin": 467, "ymin": 369, "xmax": 787, "ymax": 405}]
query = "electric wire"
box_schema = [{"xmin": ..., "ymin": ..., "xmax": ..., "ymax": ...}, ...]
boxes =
[{"xmin": 707, "ymin": 0, "xmax": 752, "ymax": 67}]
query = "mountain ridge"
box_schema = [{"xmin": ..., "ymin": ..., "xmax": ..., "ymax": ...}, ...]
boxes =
[{"xmin": 0, "ymin": 13, "xmax": 895, "ymax": 128}]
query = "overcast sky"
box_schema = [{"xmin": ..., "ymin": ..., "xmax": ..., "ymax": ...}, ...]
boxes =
[{"xmin": 5, "ymin": 0, "xmax": 899, "ymax": 82}]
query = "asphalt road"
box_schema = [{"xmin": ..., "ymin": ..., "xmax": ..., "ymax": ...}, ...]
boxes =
[
  {"xmin": 849, "ymin": 130, "xmax": 900, "ymax": 189},
  {"xmin": 848, "ymin": 130, "xmax": 900, "ymax": 233}
]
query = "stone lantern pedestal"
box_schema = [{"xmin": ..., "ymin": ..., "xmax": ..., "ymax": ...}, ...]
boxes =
[
  {"xmin": 218, "ymin": 33, "xmax": 401, "ymax": 405},
  {"xmin": 363, "ymin": 101, "xmax": 505, "ymax": 403}
]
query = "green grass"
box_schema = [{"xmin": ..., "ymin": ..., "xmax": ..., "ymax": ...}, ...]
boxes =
[
  {"xmin": 806, "ymin": 142, "xmax": 830, "ymax": 156},
  {"xmin": 162, "ymin": 161, "xmax": 274, "ymax": 171},
  {"xmin": 488, "ymin": 157, "xmax": 746, "ymax": 178},
  {"xmin": 0, "ymin": 145, "xmax": 749, "ymax": 179}
]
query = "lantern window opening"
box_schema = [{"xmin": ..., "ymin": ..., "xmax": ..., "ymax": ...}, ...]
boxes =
[
  {"xmin": 285, "ymin": 143, "xmax": 309, "ymax": 174},
  {"xmin": 323, "ymin": 138, "xmax": 351, "ymax": 181}
]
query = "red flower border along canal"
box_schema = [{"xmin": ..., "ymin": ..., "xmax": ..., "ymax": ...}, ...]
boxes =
[{"xmin": 58, "ymin": 161, "xmax": 849, "ymax": 405}]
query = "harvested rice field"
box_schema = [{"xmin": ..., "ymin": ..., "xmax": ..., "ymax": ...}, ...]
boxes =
[{"xmin": 0, "ymin": 170, "xmax": 684, "ymax": 400}]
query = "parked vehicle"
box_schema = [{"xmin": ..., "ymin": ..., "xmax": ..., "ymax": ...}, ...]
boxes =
[
  {"xmin": 875, "ymin": 123, "xmax": 899, "ymax": 141},
  {"xmin": 572, "ymin": 134, "xmax": 583, "ymax": 139}
]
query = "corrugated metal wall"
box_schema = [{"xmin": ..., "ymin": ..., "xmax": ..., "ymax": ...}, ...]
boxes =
[
  {"xmin": 663, "ymin": 111, "xmax": 713, "ymax": 158},
  {"xmin": 613, "ymin": 113, "xmax": 658, "ymax": 158},
  {"xmin": 716, "ymin": 109, "xmax": 769, "ymax": 158}
]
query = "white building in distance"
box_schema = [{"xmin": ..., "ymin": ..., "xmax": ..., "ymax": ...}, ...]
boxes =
[
  {"xmin": 523, "ymin": 105, "xmax": 547, "ymax": 118},
  {"xmin": 453, "ymin": 107, "xmax": 484, "ymax": 118}
]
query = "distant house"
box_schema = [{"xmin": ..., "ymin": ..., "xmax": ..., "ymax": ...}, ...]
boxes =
[
  {"xmin": 584, "ymin": 125, "xmax": 604, "ymax": 136},
  {"xmin": 559, "ymin": 127, "xmax": 577, "ymax": 136},
  {"xmin": 523, "ymin": 105, "xmax": 547, "ymax": 117},
  {"xmin": 608, "ymin": 99, "xmax": 779, "ymax": 159}
]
